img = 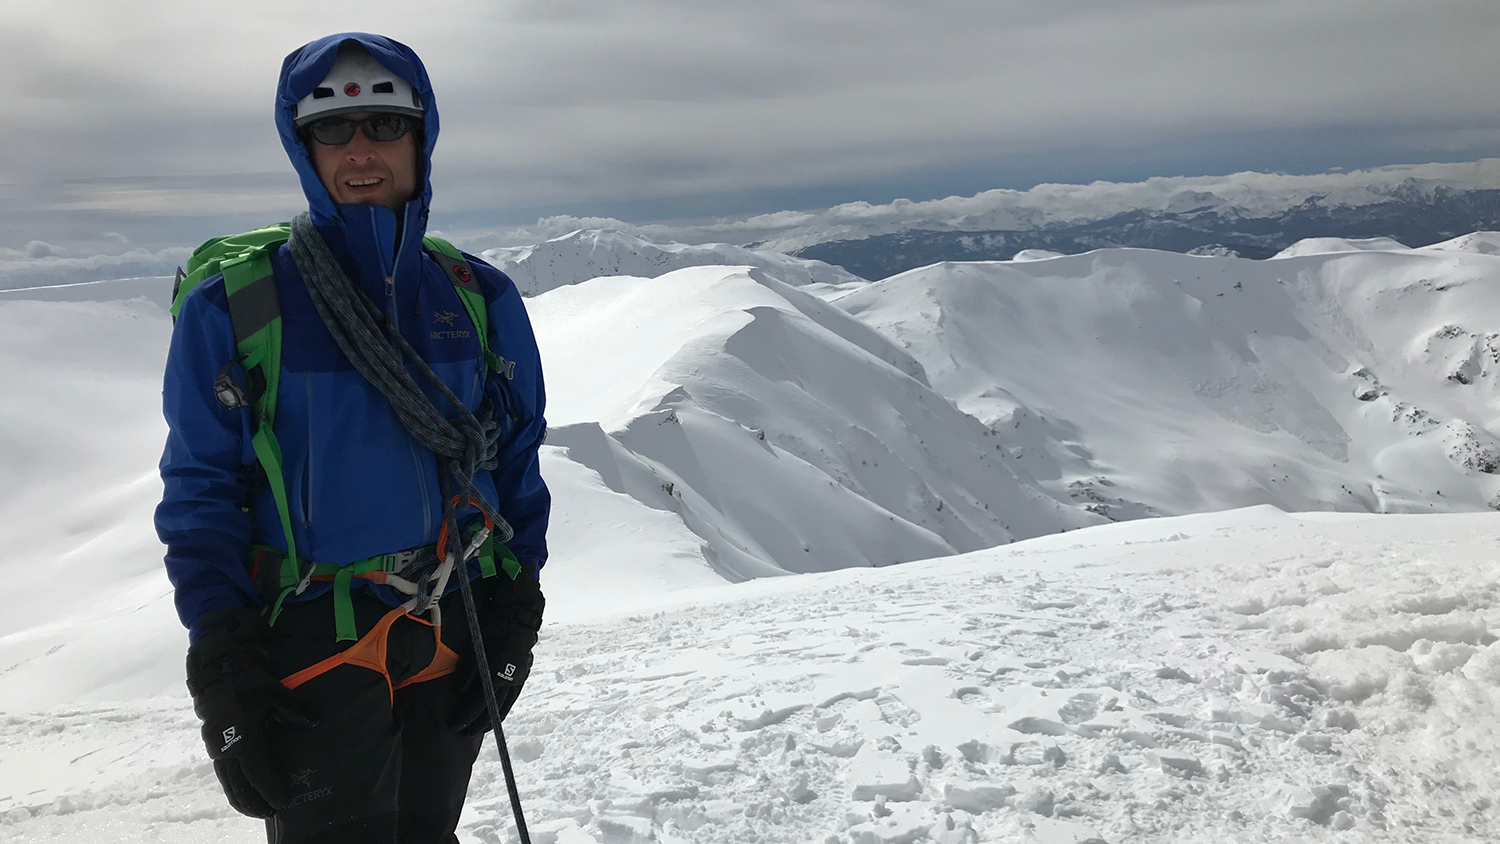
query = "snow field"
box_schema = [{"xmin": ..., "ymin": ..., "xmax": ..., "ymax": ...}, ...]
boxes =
[
  {"xmin": 473, "ymin": 509, "xmax": 1500, "ymax": 844},
  {"xmin": 7, "ymin": 508, "xmax": 1497, "ymax": 842}
]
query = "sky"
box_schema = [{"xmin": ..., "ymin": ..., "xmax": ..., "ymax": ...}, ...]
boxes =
[{"xmin": 3, "ymin": 0, "xmax": 1500, "ymax": 260}]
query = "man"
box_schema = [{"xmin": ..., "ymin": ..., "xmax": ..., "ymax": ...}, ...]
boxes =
[{"xmin": 156, "ymin": 33, "xmax": 549, "ymax": 843}]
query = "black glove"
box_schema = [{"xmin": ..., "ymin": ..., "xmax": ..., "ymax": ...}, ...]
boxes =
[
  {"xmin": 449, "ymin": 571, "xmax": 545, "ymax": 736},
  {"xmin": 186, "ymin": 608, "xmax": 318, "ymax": 819}
]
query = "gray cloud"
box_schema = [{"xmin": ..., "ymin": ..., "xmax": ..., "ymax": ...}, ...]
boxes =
[{"xmin": 3, "ymin": 0, "xmax": 1499, "ymax": 254}]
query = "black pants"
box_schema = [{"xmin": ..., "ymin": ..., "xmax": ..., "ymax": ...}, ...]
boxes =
[{"xmin": 259, "ymin": 588, "xmax": 485, "ymax": 844}]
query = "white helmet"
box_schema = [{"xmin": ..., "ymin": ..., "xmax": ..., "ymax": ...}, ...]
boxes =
[{"xmin": 293, "ymin": 42, "xmax": 423, "ymax": 126}]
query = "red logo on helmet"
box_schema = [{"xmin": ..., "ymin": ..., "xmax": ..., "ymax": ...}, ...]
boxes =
[
  {"xmin": 344, "ymin": 83, "xmax": 361, "ymax": 97},
  {"xmin": 453, "ymin": 265, "xmax": 472, "ymax": 282}
]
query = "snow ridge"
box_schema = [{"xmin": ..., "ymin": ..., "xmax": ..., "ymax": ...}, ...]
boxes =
[
  {"xmin": 834, "ymin": 243, "xmax": 1500, "ymax": 520},
  {"xmin": 481, "ymin": 229, "xmax": 867, "ymax": 297}
]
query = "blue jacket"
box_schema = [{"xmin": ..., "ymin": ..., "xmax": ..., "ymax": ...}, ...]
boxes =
[{"xmin": 157, "ymin": 33, "xmax": 549, "ymax": 640}]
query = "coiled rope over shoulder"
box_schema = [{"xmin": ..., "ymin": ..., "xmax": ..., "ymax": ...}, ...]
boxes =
[{"xmin": 287, "ymin": 212, "xmax": 514, "ymax": 608}]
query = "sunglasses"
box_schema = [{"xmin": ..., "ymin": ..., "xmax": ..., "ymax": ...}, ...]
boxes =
[{"xmin": 305, "ymin": 113, "xmax": 417, "ymax": 146}]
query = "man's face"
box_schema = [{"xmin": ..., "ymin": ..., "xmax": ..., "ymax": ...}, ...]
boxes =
[{"xmin": 306, "ymin": 112, "xmax": 419, "ymax": 212}]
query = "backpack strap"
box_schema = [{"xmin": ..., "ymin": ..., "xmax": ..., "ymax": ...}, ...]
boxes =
[
  {"xmin": 219, "ymin": 247, "xmax": 305, "ymax": 624},
  {"xmin": 422, "ymin": 237, "xmax": 516, "ymax": 380}
]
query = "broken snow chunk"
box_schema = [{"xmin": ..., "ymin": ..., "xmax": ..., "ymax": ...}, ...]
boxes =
[
  {"xmin": 1118, "ymin": 730, "xmax": 1158, "ymax": 749},
  {"xmin": 849, "ymin": 746, "xmax": 922, "ymax": 802},
  {"xmin": 1008, "ymin": 716, "xmax": 1071, "ymax": 736},
  {"xmin": 811, "ymin": 739, "xmax": 864, "ymax": 758},
  {"xmin": 511, "ymin": 737, "xmax": 545, "ymax": 762},
  {"xmin": 1260, "ymin": 714, "xmax": 1300, "ymax": 734},
  {"xmin": 1461, "ymin": 643, "xmax": 1500, "ymax": 685},
  {"xmin": 735, "ymin": 704, "xmax": 808, "ymax": 731},
  {"xmin": 1294, "ymin": 733, "xmax": 1335, "ymax": 754},
  {"xmin": 1291, "ymin": 630, "xmax": 1344, "ymax": 654},
  {"xmin": 1007, "ymin": 741, "xmax": 1061, "ymax": 766},
  {"xmin": 1286, "ymin": 784, "xmax": 1352, "ymax": 826},
  {"xmin": 923, "ymin": 745, "xmax": 945, "ymax": 770},
  {"xmin": 1013, "ymin": 787, "xmax": 1056, "ymax": 817},
  {"xmin": 943, "ymin": 782, "xmax": 1017, "ymax": 813},
  {"xmin": 956, "ymin": 740, "xmax": 1000, "ymax": 764},
  {"xmin": 789, "ymin": 773, "xmax": 818, "ymax": 804},
  {"xmin": 1155, "ymin": 666, "xmax": 1197, "ymax": 683},
  {"xmin": 1323, "ymin": 709, "xmax": 1359, "ymax": 731},
  {"xmin": 1410, "ymin": 639, "xmax": 1478, "ymax": 674},
  {"xmin": 931, "ymin": 811, "xmax": 980, "ymax": 844},
  {"xmin": 596, "ymin": 815, "xmax": 653, "ymax": 844},
  {"xmin": 1096, "ymin": 753, "xmax": 1127, "ymax": 775},
  {"xmin": 848, "ymin": 802, "xmax": 935, "ymax": 844},
  {"xmin": 1355, "ymin": 614, "xmax": 1491, "ymax": 653},
  {"xmin": 1146, "ymin": 750, "xmax": 1205, "ymax": 778},
  {"xmin": 1210, "ymin": 731, "xmax": 1245, "ymax": 752}
]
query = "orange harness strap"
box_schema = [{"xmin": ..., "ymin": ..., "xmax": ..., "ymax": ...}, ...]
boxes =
[{"xmin": 280, "ymin": 607, "xmax": 461, "ymax": 703}]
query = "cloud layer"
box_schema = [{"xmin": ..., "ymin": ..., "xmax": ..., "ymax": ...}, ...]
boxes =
[{"xmin": 5, "ymin": 1, "xmax": 1500, "ymax": 254}]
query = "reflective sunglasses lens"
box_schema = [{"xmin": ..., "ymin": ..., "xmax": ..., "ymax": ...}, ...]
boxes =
[
  {"xmin": 364, "ymin": 115, "xmax": 412, "ymax": 142},
  {"xmin": 309, "ymin": 119, "xmax": 357, "ymax": 145}
]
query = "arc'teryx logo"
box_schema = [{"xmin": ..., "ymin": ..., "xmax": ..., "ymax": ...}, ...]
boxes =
[
  {"xmin": 220, "ymin": 726, "xmax": 242, "ymax": 754},
  {"xmin": 291, "ymin": 768, "xmax": 315, "ymax": 788},
  {"xmin": 434, "ymin": 310, "xmax": 458, "ymax": 325}
]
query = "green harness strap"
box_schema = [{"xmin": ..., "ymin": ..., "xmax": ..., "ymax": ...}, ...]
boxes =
[
  {"xmin": 253, "ymin": 537, "xmax": 519, "ymax": 641},
  {"xmin": 219, "ymin": 250, "xmax": 301, "ymax": 624},
  {"xmin": 199, "ymin": 228, "xmax": 507, "ymax": 638}
]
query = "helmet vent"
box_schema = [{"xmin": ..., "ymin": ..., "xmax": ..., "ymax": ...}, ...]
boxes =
[
  {"xmin": 312, "ymin": 87, "xmax": 335, "ymax": 100},
  {"xmin": 373, "ymin": 82, "xmax": 394, "ymax": 94}
]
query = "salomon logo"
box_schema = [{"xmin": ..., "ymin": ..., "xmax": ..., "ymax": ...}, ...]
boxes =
[
  {"xmin": 221, "ymin": 726, "xmax": 242, "ymax": 753},
  {"xmin": 499, "ymin": 663, "xmax": 517, "ymax": 682}
]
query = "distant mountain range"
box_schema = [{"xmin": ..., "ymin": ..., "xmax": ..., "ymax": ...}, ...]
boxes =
[{"xmin": 793, "ymin": 186, "xmax": 1500, "ymax": 279}]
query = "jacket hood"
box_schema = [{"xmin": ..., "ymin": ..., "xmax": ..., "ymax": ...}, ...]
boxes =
[{"xmin": 276, "ymin": 33, "xmax": 439, "ymax": 229}]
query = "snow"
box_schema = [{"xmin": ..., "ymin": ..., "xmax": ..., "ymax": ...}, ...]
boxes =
[
  {"xmin": 1270, "ymin": 237, "xmax": 1410, "ymax": 259},
  {"xmin": 1419, "ymin": 232, "xmax": 1500, "ymax": 256},
  {"xmin": 528, "ymin": 265, "xmax": 1096, "ymax": 579},
  {"xmin": 6, "ymin": 508, "xmax": 1500, "ymax": 842},
  {"xmin": 466, "ymin": 160, "xmax": 1500, "ymax": 255},
  {"xmin": 480, "ymin": 229, "xmax": 867, "ymax": 297},
  {"xmin": 1010, "ymin": 250, "xmax": 1066, "ymax": 263},
  {"xmin": 4, "ymin": 238, "xmax": 1500, "ymax": 842},
  {"xmin": 833, "ymin": 245, "xmax": 1500, "ymax": 520}
]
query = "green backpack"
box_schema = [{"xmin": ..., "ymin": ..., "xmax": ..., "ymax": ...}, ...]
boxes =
[{"xmin": 172, "ymin": 223, "xmax": 517, "ymax": 638}]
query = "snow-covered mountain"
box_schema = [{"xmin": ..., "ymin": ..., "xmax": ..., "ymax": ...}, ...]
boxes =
[
  {"xmin": 794, "ymin": 182, "xmax": 1500, "ymax": 278},
  {"xmin": 481, "ymin": 229, "xmax": 867, "ymax": 296},
  {"xmin": 6, "ymin": 236, "xmax": 1500, "ymax": 842},
  {"xmin": 531, "ymin": 264, "xmax": 1098, "ymax": 586},
  {"xmin": 834, "ymin": 234, "xmax": 1500, "ymax": 521}
]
